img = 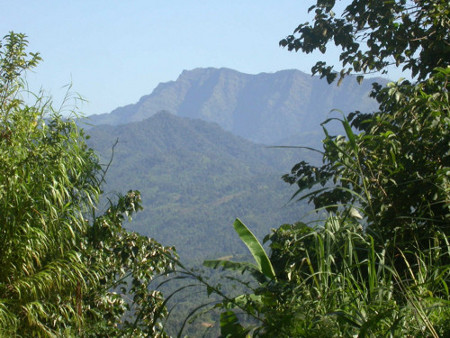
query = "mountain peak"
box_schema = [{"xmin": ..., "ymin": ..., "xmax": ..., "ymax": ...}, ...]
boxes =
[{"xmin": 178, "ymin": 67, "xmax": 238, "ymax": 78}]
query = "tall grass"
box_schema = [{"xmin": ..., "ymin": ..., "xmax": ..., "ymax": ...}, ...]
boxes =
[{"xmin": 176, "ymin": 215, "xmax": 450, "ymax": 337}]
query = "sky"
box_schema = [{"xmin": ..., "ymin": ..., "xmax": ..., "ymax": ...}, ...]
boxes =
[{"xmin": 1, "ymin": 1, "xmax": 392, "ymax": 116}]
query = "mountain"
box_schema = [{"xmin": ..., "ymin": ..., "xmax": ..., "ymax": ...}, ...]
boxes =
[
  {"xmin": 88, "ymin": 112, "xmax": 314, "ymax": 262},
  {"xmin": 86, "ymin": 68, "xmax": 385, "ymax": 144},
  {"xmin": 84, "ymin": 69, "xmax": 387, "ymax": 334},
  {"xmin": 85, "ymin": 68, "xmax": 387, "ymax": 261}
]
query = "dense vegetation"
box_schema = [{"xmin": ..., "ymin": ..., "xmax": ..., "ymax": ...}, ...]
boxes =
[
  {"xmin": 87, "ymin": 111, "xmax": 315, "ymax": 262},
  {"xmin": 0, "ymin": 33, "xmax": 176, "ymax": 337}
]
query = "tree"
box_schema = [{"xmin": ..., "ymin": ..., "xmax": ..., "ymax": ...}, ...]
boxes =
[
  {"xmin": 0, "ymin": 32, "xmax": 176, "ymax": 337},
  {"xmin": 280, "ymin": 0, "xmax": 449, "ymax": 250},
  {"xmin": 280, "ymin": 0, "xmax": 450, "ymax": 83},
  {"xmin": 80, "ymin": 191, "xmax": 176, "ymax": 337}
]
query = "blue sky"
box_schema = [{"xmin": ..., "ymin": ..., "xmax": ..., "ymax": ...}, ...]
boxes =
[{"xmin": 2, "ymin": 1, "xmax": 391, "ymax": 116}]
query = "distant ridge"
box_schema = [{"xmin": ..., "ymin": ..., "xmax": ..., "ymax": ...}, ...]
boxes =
[{"xmin": 86, "ymin": 68, "xmax": 385, "ymax": 144}]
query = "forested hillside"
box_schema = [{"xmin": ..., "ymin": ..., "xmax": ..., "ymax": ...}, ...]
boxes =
[
  {"xmin": 88, "ymin": 111, "xmax": 314, "ymax": 261},
  {"xmin": 84, "ymin": 67, "xmax": 385, "ymax": 262}
]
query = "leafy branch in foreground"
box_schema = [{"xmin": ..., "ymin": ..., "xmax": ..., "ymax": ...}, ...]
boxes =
[
  {"xmin": 0, "ymin": 32, "xmax": 176, "ymax": 337},
  {"xmin": 283, "ymin": 67, "xmax": 449, "ymax": 253},
  {"xmin": 281, "ymin": 0, "xmax": 449, "ymax": 255},
  {"xmin": 280, "ymin": 0, "xmax": 450, "ymax": 83}
]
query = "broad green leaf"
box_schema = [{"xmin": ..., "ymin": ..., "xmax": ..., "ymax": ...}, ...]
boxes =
[{"xmin": 233, "ymin": 218, "xmax": 276, "ymax": 280}]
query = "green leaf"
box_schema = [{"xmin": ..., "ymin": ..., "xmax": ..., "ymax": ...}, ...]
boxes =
[
  {"xmin": 233, "ymin": 218, "xmax": 276, "ymax": 280},
  {"xmin": 341, "ymin": 117, "xmax": 357, "ymax": 151},
  {"xmin": 203, "ymin": 259, "xmax": 260, "ymax": 276},
  {"xmin": 219, "ymin": 310, "xmax": 249, "ymax": 338}
]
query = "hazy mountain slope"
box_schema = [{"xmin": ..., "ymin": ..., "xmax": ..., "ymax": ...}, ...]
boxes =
[
  {"xmin": 86, "ymin": 68, "xmax": 384, "ymax": 144},
  {"xmin": 88, "ymin": 112, "xmax": 313, "ymax": 262}
]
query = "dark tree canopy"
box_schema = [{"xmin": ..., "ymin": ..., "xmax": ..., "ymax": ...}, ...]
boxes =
[{"xmin": 280, "ymin": 0, "xmax": 450, "ymax": 249}]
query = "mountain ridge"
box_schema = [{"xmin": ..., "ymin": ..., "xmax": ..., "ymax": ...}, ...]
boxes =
[
  {"xmin": 86, "ymin": 68, "xmax": 385, "ymax": 144},
  {"xmin": 85, "ymin": 68, "xmax": 387, "ymax": 260}
]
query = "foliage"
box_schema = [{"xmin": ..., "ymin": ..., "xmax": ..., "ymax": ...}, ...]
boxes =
[
  {"xmin": 0, "ymin": 32, "xmax": 176, "ymax": 336},
  {"xmin": 262, "ymin": 217, "xmax": 450, "ymax": 337},
  {"xmin": 0, "ymin": 32, "xmax": 97, "ymax": 336},
  {"xmin": 204, "ymin": 219, "xmax": 276, "ymax": 281},
  {"xmin": 80, "ymin": 191, "xmax": 176, "ymax": 337},
  {"xmin": 280, "ymin": 0, "xmax": 450, "ymax": 83},
  {"xmin": 283, "ymin": 72, "xmax": 449, "ymax": 250},
  {"xmin": 281, "ymin": 0, "xmax": 449, "ymax": 253},
  {"xmin": 195, "ymin": 217, "xmax": 450, "ymax": 337}
]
